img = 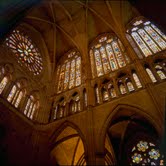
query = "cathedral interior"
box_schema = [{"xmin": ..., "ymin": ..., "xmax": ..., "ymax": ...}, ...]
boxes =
[{"xmin": 0, "ymin": 0, "xmax": 166, "ymax": 165}]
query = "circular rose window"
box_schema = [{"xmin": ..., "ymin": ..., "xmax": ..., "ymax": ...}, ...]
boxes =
[{"xmin": 6, "ymin": 30, "xmax": 43, "ymax": 75}]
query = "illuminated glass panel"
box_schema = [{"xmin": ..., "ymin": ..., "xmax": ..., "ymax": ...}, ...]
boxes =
[
  {"xmin": 119, "ymin": 84, "xmax": 126, "ymax": 94},
  {"xmin": 54, "ymin": 106, "xmax": 58, "ymax": 120},
  {"xmin": 69, "ymin": 59, "xmax": 75, "ymax": 89},
  {"xmin": 0, "ymin": 77, "xmax": 8, "ymax": 94},
  {"xmin": 75, "ymin": 57, "xmax": 81, "ymax": 86},
  {"xmin": 131, "ymin": 32, "xmax": 152, "ymax": 57},
  {"xmin": 12, "ymin": 90, "xmax": 19, "ymax": 105},
  {"xmin": 155, "ymin": 65, "xmax": 166, "ymax": 80},
  {"xmin": 30, "ymin": 104, "xmax": 36, "ymax": 119},
  {"xmin": 131, "ymin": 140, "xmax": 164, "ymax": 166},
  {"xmin": 95, "ymin": 87, "xmax": 100, "ymax": 103},
  {"xmin": 27, "ymin": 102, "xmax": 33, "ymax": 117},
  {"xmin": 15, "ymin": 91, "xmax": 23, "ymax": 108},
  {"xmin": 151, "ymin": 24, "xmax": 166, "ymax": 40},
  {"xmin": 146, "ymin": 68, "xmax": 157, "ymax": 83},
  {"xmin": 106, "ymin": 44, "xmax": 118, "ymax": 71},
  {"xmin": 133, "ymin": 20, "xmax": 143, "ymax": 26},
  {"xmin": 84, "ymin": 91, "xmax": 87, "ymax": 107},
  {"xmin": 133, "ymin": 73, "xmax": 142, "ymax": 88},
  {"xmin": 100, "ymin": 47, "xmax": 110, "ymax": 74},
  {"xmin": 58, "ymin": 65, "xmax": 65, "ymax": 93},
  {"xmin": 144, "ymin": 26, "xmax": 166, "ymax": 49},
  {"xmin": 118, "ymin": 39, "xmax": 130, "ymax": 63},
  {"xmin": 59, "ymin": 107, "xmax": 64, "ymax": 118},
  {"xmin": 90, "ymin": 50, "xmax": 95, "ymax": 78},
  {"xmin": 7, "ymin": 85, "xmax": 17, "ymax": 102},
  {"xmin": 64, "ymin": 62, "xmax": 70, "ymax": 90},
  {"xmin": 103, "ymin": 90, "xmax": 109, "ymax": 101},
  {"xmin": 138, "ymin": 29, "xmax": 161, "ymax": 53},
  {"xmin": 24, "ymin": 98, "xmax": 31, "ymax": 115},
  {"xmin": 94, "ymin": 49, "xmax": 104, "ymax": 77},
  {"xmin": 5, "ymin": 30, "xmax": 43, "ymax": 75},
  {"xmin": 112, "ymin": 41, "xmax": 126, "ymax": 67},
  {"xmin": 127, "ymin": 82, "xmax": 135, "ymax": 92},
  {"xmin": 109, "ymin": 87, "xmax": 116, "ymax": 98}
]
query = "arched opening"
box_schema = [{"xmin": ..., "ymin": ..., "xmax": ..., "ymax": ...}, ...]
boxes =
[
  {"xmin": 50, "ymin": 125, "xmax": 87, "ymax": 166},
  {"xmin": 104, "ymin": 107, "xmax": 164, "ymax": 165}
]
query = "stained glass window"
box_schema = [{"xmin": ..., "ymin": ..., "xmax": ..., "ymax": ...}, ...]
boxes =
[
  {"xmin": 95, "ymin": 86, "xmax": 100, "ymax": 103},
  {"xmin": 83, "ymin": 90, "xmax": 87, "ymax": 107},
  {"xmin": 131, "ymin": 32, "xmax": 152, "ymax": 57},
  {"xmin": 5, "ymin": 30, "xmax": 43, "ymax": 75},
  {"xmin": 57, "ymin": 50, "xmax": 81, "ymax": 93},
  {"xmin": 130, "ymin": 140, "xmax": 164, "ymax": 166},
  {"xmin": 127, "ymin": 19, "xmax": 166, "ymax": 57},
  {"xmin": 144, "ymin": 26, "xmax": 166, "ymax": 50},
  {"xmin": 0, "ymin": 76, "xmax": 8, "ymax": 94},
  {"xmin": 7, "ymin": 85, "xmax": 17, "ymax": 102},
  {"xmin": 90, "ymin": 34, "xmax": 129, "ymax": 78},
  {"xmin": 133, "ymin": 73, "xmax": 142, "ymax": 88},
  {"xmin": 103, "ymin": 89, "xmax": 109, "ymax": 101},
  {"xmin": 15, "ymin": 91, "xmax": 23, "ymax": 108},
  {"xmin": 54, "ymin": 106, "xmax": 58, "ymax": 120},
  {"xmin": 127, "ymin": 81, "xmax": 135, "ymax": 92},
  {"xmin": 106, "ymin": 44, "xmax": 118, "ymax": 71},
  {"xmin": 109, "ymin": 87, "xmax": 116, "ymax": 98},
  {"xmin": 119, "ymin": 83, "xmax": 126, "ymax": 94},
  {"xmin": 112, "ymin": 41, "xmax": 126, "ymax": 68},
  {"xmin": 138, "ymin": 29, "xmax": 160, "ymax": 53},
  {"xmin": 94, "ymin": 49, "xmax": 104, "ymax": 77},
  {"xmin": 24, "ymin": 96, "xmax": 38, "ymax": 120},
  {"xmin": 151, "ymin": 24, "xmax": 166, "ymax": 40},
  {"xmin": 155, "ymin": 65, "xmax": 166, "ymax": 80},
  {"xmin": 146, "ymin": 68, "xmax": 157, "ymax": 83}
]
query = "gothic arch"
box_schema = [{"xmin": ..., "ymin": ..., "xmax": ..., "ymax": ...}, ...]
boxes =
[
  {"xmin": 99, "ymin": 104, "xmax": 161, "ymax": 153},
  {"xmin": 49, "ymin": 121, "xmax": 87, "ymax": 152},
  {"xmin": 49, "ymin": 121, "xmax": 87, "ymax": 165}
]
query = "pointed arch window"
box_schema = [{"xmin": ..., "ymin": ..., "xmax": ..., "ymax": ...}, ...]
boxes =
[
  {"xmin": 57, "ymin": 50, "xmax": 81, "ymax": 93},
  {"xmin": 119, "ymin": 83, "xmax": 127, "ymax": 94},
  {"xmin": 132, "ymin": 73, "xmax": 142, "ymax": 88},
  {"xmin": 5, "ymin": 30, "xmax": 43, "ymax": 75},
  {"xmin": 90, "ymin": 34, "xmax": 129, "ymax": 78},
  {"xmin": 7, "ymin": 85, "xmax": 17, "ymax": 102},
  {"xmin": 102, "ymin": 87, "xmax": 109, "ymax": 101},
  {"xmin": 108, "ymin": 85, "xmax": 116, "ymax": 98},
  {"xmin": 155, "ymin": 65, "xmax": 166, "ymax": 80},
  {"xmin": 24, "ymin": 95, "xmax": 39, "ymax": 120},
  {"xmin": 83, "ymin": 89, "xmax": 87, "ymax": 107},
  {"xmin": 146, "ymin": 68, "xmax": 157, "ymax": 83},
  {"xmin": 0, "ymin": 76, "xmax": 8, "ymax": 94},
  {"xmin": 126, "ymin": 81, "xmax": 135, "ymax": 92},
  {"xmin": 95, "ymin": 85, "xmax": 100, "ymax": 104},
  {"xmin": 127, "ymin": 19, "xmax": 166, "ymax": 57}
]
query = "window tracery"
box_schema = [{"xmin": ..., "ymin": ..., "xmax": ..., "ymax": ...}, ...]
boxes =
[
  {"xmin": 5, "ymin": 30, "xmax": 43, "ymax": 75},
  {"xmin": 57, "ymin": 50, "xmax": 81, "ymax": 93},
  {"xmin": 145, "ymin": 68, "xmax": 157, "ymax": 83},
  {"xmin": 90, "ymin": 34, "xmax": 129, "ymax": 78},
  {"xmin": 127, "ymin": 19, "xmax": 166, "ymax": 57},
  {"xmin": 0, "ymin": 76, "xmax": 8, "ymax": 94},
  {"xmin": 53, "ymin": 98, "xmax": 66, "ymax": 120},
  {"xmin": 24, "ymin": 95, "xmax": 39, "ymax": 120},
  {"xmin": 155, "ymin": 65, "xmax": 166, "ymax": 80},
  {"xmin": 132, "ymin": 73, "xmax": 142, "ymax": 88},
  {"xmin": 69, "ymin": 93, "xmax": 81, "ymax": 114}
]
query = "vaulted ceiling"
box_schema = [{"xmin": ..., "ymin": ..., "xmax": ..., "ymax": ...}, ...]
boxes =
[{"xmin": 20, "ymin": 0, "xmax": 135, "ymax": 65}]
